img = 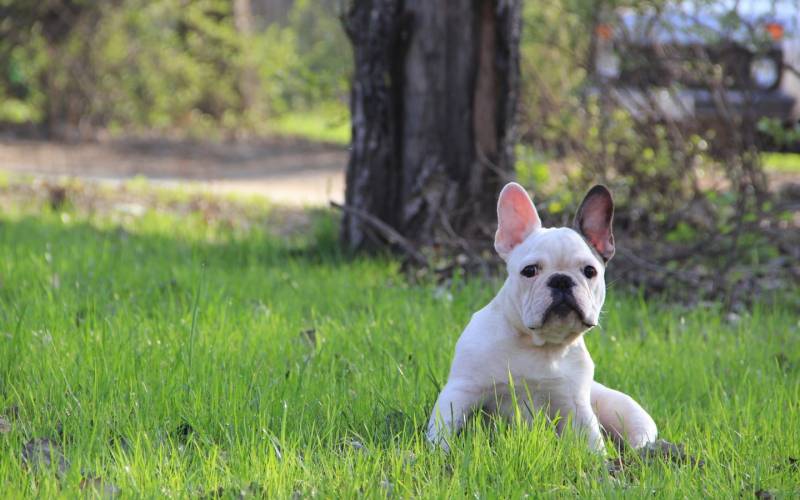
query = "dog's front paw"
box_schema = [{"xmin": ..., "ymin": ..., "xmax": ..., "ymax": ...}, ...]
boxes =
[
  {"xmin": 425, "ymin": 425, "xmax": 452, "ymax": 453},
  {"xmin": 625, "ymin": 423, "xmax": 658, "ymax": 450},
  {"xmin": 590, "ymin": 435, "xmax": 608, "ymax": 455}
]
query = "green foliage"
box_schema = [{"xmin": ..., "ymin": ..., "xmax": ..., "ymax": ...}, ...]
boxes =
[
  {"xmin": 757, "ymin": 118, "xmax": 800, "ymax": 149},
  {"xmin": 0, "ymin": 192, "xmax": 798, "ymax": 496},
  {"xmin": 0, "ymin": 40, "xmax": 47, "ymax": 123},
  {"xmin": 94, "ymin": 0, "xmax": 242, "ymax": 132},
  {"xmin": 665, "ymin": 221, "xmax": 697, "ymax": 243},
  {"xmin": 0, "ymin": 0, "xmax": 352, "ymax": 137},
  {"xmin": 519, "ymin": 0, "xmax": 591, "ymax": 146},
  {"xmin": 514, "ymin": 144, "xmax": 551, "ymax": 189},
  {"xmin": 278, "ymin": 0, "xmax": 352, "ymax": 111}
]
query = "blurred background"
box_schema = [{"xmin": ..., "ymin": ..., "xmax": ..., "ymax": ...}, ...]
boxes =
[{"xmin": 0, "ymin": 0, "xmax": 798, "ymax": 306}]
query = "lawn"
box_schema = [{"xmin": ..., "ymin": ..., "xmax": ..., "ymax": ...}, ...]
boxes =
[
  {"xmin": 270, "ymin": 107, "xmax": 351, "ymax": 146},
  {"xmin": 762, "ymin": 152, "xmax": 800, "ymax": 174},
  {"xmin": 0, "ymin": 190, "xmax": 798, "ymax": 497}
]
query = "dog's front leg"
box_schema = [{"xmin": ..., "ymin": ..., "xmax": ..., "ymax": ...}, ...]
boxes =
[
  {"xmin": 572, "ymin": 400, "xmax": 606, "ymax": 453},
  {"xmin": 551, "ymin": 392, "xmax": 605, "ymax": 453},
  {"xmin": 426, "ymin": 381, "xmax": 484, "ymax": 452},
  {"xmin": 590, "ymin": 381, "xmax": 657, "ymax": 449}
]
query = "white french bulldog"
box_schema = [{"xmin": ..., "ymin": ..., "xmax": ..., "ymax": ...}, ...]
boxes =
[{"xmin": 426, "ymin": 183, "xmax": 657, "ymax": 453}]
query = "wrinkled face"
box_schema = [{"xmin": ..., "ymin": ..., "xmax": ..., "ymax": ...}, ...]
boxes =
[
  {"xmin": 505, "ymin": 228, "xmax": 606, "ymax": 344},
  {"xmin": 494, "ymin": 183, "xmax": 616, "ymax": 346}
]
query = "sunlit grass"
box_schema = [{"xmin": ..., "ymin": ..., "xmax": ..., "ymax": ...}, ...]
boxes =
[
  {"xmin": 762, "ymin": 152, "xmax": 800, "ymax": 174},
  {"xmin": 270, "ymin": 106, "xmax": 350, "ymax": 146},
  {"xmin": 0, "ymin": 193, "xmax": 797, "ymax": 497}
]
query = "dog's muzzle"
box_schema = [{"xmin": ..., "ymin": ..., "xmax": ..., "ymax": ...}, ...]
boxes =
[{"xmin": 542, "ymin": 273, "xmax": 587, "ymax": 324}]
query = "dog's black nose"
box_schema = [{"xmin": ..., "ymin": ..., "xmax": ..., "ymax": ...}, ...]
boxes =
[{"xmin": 547, "ymin": 274, "xmax": 575, "ymax": 291}]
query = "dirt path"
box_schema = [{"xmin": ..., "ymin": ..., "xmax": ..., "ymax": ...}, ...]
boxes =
[
  {"xmin": 4, "ymin": 136, "xmax": 798, "ymax": 208},
  {"xmin": 0, "ymin": 136, "xmax": 346, "ymax": 206}
]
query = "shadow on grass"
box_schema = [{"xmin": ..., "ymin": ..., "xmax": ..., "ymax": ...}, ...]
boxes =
[{"xmin": 0, "ymin": 207, "xmax": 354, "ymax": 269}]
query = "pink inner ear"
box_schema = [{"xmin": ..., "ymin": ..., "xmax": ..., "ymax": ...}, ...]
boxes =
[
  {"xmin": 495, "ymin": 184, "xmax": 540, "ymax": 257},
  {"xmin": 578, "ymin": 194, "xmax": 614, "ymax": 260},
  {"xmin": 586, "ymin": 227, "xmax": 612, "ymax": 255}
]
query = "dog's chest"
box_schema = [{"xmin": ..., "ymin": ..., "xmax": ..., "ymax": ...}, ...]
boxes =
[
  {"xmin": 496, "ymin": 335, "xmax": 591, "ymax": 379},
  {"xmin": 476, "ymin": 337, "xmax": 593, "ymax": 404},
  {"xmin": 483, "ymin": 348, "xmax": 590, "ymax": 419},
  {"xmin": 451, "ymin": 307, "xmax": 594, "ymax": 401},
  {"xmin": 503, "ymin": 352, "xmax": 579, "ymax": 392}
]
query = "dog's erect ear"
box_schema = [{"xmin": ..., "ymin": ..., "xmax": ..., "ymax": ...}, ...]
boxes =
[
  {"xmin": 494, "ymin": 182, "xmax": 541, "ymax": 260},
  {"xmin": 574, "ymin": 185, "xmax": 615, "ymax": 262}
]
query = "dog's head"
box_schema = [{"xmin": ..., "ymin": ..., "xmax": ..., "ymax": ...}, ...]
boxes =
[{"xmin": 494, "ymin": 183, "xmax": 615, "ymax": 346}]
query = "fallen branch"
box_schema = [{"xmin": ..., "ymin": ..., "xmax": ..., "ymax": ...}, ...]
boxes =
[{"xmin": 330, "ymin": 201, "xmax": 429, "ymax": 267}]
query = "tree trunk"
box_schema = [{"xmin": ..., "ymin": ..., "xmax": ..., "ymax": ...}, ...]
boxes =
[{"xmin": 342, "ymin": 0, "xmax": 521, "ymax": 252}]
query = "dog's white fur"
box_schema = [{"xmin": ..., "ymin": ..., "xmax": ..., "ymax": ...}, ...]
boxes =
[{"xmin": 426, "ymin": 183, "xmax": 657, "ymax": 453}]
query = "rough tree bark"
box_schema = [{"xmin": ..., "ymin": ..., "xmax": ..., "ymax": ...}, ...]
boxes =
[{"xmin": 342, "ymin": 0, "xmax": 521, "ymax": 252}]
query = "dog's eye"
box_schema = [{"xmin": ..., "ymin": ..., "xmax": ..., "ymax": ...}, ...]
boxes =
[
  {"xmin": 520, "ymin": 265, "xmax": 538, "ymax": 278},
  {"xmin": 583, "ymin": 265, "xmax": 597, "ymax": 279}
]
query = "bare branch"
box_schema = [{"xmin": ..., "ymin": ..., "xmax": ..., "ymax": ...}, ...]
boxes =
[{"xmin": 330, "ymin": 201, "xmax": 429, "ymax": 267}]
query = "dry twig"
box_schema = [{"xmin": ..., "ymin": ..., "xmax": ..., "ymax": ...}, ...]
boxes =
[{"xmin": 330, "ymin": 201, "xmax": 429, "ymax": 267}]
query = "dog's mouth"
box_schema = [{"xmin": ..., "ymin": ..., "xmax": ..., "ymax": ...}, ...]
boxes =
[{"xmin": 539, "ymin": 293, "xmax": 596, "ymax": 329}]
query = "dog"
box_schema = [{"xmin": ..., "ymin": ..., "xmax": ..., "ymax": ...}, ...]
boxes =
[{"xmin": 426, "ymin": 183, "xmax": 657, "ymax": 453}]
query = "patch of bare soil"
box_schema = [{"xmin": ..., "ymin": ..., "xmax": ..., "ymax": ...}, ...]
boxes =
[{"xmin": 0, "ymin": 135, "xmax": 346, "ymax": 206}]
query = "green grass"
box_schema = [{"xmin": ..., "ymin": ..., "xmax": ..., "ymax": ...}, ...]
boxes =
[
  {"xmin": 762, "ymin": 152, "xmax": 800, "ymax": 174},
  {"xmin": 0, "ymin": 196, "xmax": 798, "ymax": 497},
  {"xmin": 270, "ymin": 107, "xmax": 350, "ymax": 146}
]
